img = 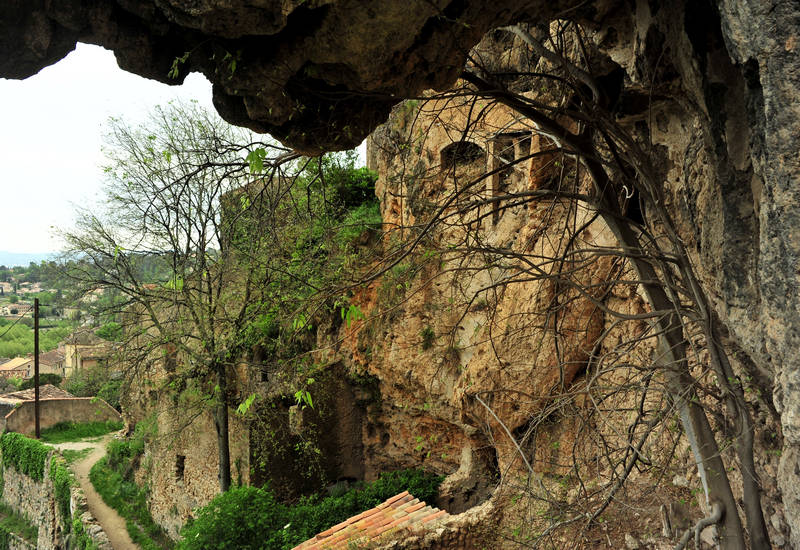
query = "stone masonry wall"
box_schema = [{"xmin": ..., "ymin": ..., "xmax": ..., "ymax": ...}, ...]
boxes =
[
  {"xmin": 2, "ymin": 451, "xmax": 111, "ymax": 550},
  {"xmin": 3, "ymin": 398, "xmax": 121, "ymax": 435}
]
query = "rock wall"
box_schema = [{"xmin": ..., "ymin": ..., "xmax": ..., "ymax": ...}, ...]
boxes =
[
  {"xmin": 5, "ymin": 0, "xmax": 799, "ymax": 544},
  {"xmin": 1, "ymin": 451, "xmax": 111, "ymax": 550},
  {"xmin": 3, "ymin": 397, "xmax": 121, "ymax": 435},
  {"xmin": 2, "ymin": 455, "xmax": 57, "ymax": 549},
  {"xmin": 344, "ymin": 73, "xmax": 786, "ymax": 545},
  {"xmin": 128, "ymin": 394, "xmax": 250, "ymax": 539}
]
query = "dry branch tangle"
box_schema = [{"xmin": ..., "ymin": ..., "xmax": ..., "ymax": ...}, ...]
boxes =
[{"xmin": 2, "ymin": 0, "xmax": 800, "ymax": 546}]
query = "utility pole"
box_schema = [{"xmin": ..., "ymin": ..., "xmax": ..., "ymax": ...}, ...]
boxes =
[{"xmin": 34, "ymin": 297, "xmax": 40, "ymax": 439}]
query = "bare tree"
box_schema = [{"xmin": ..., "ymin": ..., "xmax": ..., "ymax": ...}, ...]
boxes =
[
  {"xmin": 61, "ymin": 101, "xmax": 305, "ymax": 491},
  {"xmin": 364, "ymin": 21, "xmax": 769, "ymax": 549}
]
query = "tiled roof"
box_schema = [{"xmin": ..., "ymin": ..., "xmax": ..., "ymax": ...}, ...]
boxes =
[
  {"xmin": 292, "ymin": 491, "xmax": 449, "ymax": 550},
  {"xmin": 0, "ymin": 384, "xmax": 74, "ymax": 401},
  {"xmin": 38, "ymin": 349, "xmax": 65, "ymax": 364},
  {"xmin": 0, "ymin": 357, "xmax": 30, "ymax": 370}
]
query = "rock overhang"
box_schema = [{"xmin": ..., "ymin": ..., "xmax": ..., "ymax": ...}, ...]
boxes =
[{"xmin": 0, "ymin": 0, "xmax": 574, "ymax": 154}]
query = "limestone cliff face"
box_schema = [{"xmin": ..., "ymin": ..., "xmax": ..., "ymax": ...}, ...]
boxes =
[
  {"xmin": 334, "ymin": 88, "xmax": 784, "ymax": 546},
  {"xmin": 5, "ymin": 0, "xmax": 800, "ymax": 544}
]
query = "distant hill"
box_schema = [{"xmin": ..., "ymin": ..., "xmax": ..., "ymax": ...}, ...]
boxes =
[{"xmin": 0, "ymin": 251, "xmax": 56, "ymax": 267}]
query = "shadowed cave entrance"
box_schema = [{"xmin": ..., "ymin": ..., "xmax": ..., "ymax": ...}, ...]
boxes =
[{"xmin": 247, "ymin": 364, "xmax": 499, "ymax": 513}]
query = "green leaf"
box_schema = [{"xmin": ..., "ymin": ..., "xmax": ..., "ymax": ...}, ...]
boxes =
[
  {"xmin": 236, "ymin": 393, "xmax": 257, "ymax": 416},
  {"xmin": 246, "ymin": 148, "xmax": 267, "ymax": 174},
  {"xmin": 342, "ymin": 304, "xmax": 364, "ymax": 327}
]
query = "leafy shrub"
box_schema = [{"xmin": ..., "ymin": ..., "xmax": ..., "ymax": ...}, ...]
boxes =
[
  {"xmin": 178, "ymin": 486, "xmax": 287, "ymax": 550},
  {"xmin": 90, "ymin": 447, "xmax": 171, "ymax": 549},
  {"xmin": 0, "ymin": 432, "xmax": 49, "ymax": 481},
  {"xmin": 17, "ymin": 373, "xmax": 62, "ymax": 390},
  {"xmin": 71, "ymin": 519, "xmax": 99, "ymax": 550},
  {"xmin": 63, "ymin": 366, "xmax": 122, "ymax": 410},
  {"xmin": 106, "ymin": 418, "xmax": 151, "ymax": 475},
  {"xmin": 178, "ymin": 469, "xmax": 443, "ymax": 550},
  {"xmin": 50, "ymin": 457, "xmax": 73, "ymax": 528},
  {"xmin": 334, "ymin": 202, "xmax": 382, "ymax": 247},
  {"xmin": 95, "ymin": 322, "xmax": 122, "ymax": 342}
]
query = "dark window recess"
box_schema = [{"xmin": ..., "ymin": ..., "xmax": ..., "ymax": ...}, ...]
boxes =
[
  {"xmin": 164, "ymin": 343, "xmax": 177, "ymax": 372},
  {"xmin": 440, "ymin": 141, "xmax": 486, "ymax": 170},
  {"xmin": 491, "ymin": 131, "xmax": 533, "ymax": 189},
  {"xmin": 623, "ymin": 185, "xmax": 645, "ymax": 225},
  {"xmin": 175, "ymin": 455, "xmax": 186, "ymax": 481},
  {"xmin": 516, "ymin": 135, "xmax": 532, "ymax": 160}
]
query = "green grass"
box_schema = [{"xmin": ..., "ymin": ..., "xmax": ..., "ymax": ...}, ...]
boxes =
[
  {"xmin": 39, "ymin": 421, "xmax": 123, "ymax": 444},
  {"xmin": 0, "ymin": 502, "xmax": 38, "ymax": 543},
  {"xmin": 61, "ymin": 448, "xmax": 92, "ymax": 464},
  {"xmin": 89, "ymin": 457, "xmax": 173, "ymax": 549}
]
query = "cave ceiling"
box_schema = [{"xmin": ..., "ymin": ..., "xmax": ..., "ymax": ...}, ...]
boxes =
[{"xmin": 0, "ymin": 0, "xmax": 582, "ymax": 154}]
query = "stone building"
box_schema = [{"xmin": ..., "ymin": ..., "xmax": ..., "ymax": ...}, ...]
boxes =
[{"xmin": 62, "ymin": 329, "xmax": 111, "ymax": 376}]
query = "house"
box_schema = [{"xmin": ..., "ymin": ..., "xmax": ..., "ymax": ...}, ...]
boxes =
[
  {"xmin": 37, "ymin": 349, "xmax": 66, "ymax": 377},
  {"xmin": 0, "ymin": 351, "xmax": 65, "ymax": 379},
  {"xmin": 0, "ymin": 357, "xmax": 30, "ymax": 379},
  {"xmin": 62, "ymin": 329, "xmax": 111, "ymax": 377},
  {"xmin": 0, "ymin": 303, "xmax": 32, "ymax": 317}
]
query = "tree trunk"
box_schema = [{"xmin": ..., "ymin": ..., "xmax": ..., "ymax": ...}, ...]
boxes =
[
  {"xmin": 213, "ymin": 363, "xmax": 232, "ymax": 492},
  {"xmin": 605, "ymin": 212, "xmax": 746, "ymax": 550},
  {"xmin": 462, "ymin": 71, "xmax": 751, "ymax": 548}
]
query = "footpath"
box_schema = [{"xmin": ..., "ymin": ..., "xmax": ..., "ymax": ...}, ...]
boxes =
[{"xmin": 53, "ymin": 435, "xmax": 138, "ymax": 550}]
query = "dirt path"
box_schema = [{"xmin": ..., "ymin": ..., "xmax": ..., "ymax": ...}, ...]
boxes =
[{"xmin": 53, "ymin": 435, "xmax": 139, "ymax": 550}]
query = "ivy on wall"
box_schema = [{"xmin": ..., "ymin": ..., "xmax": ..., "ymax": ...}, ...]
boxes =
[
  {"xmin": 0, "ymin": 433, "xmax": 48, "ymax": 481},
  {"xmin": 0, "ymin": 432, "xmax": 97, "ymax": 548},
  {"xmin": 49, "ymin": 457, "xmax": 72, "ymax": 531}
]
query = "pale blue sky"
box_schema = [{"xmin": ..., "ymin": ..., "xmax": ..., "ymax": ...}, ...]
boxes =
[
  {"xmin": 0, "ymin": 43, "xmax": 366, "ymax": 255},
  {"xmin": 0, "ymin": 43, "xmax": 214, "ymax": 253}
]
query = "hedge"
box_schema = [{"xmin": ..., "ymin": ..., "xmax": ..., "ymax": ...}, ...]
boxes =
[{"xmin": 178, "ymin": 469, "xmax": 444, "ymax": 550}]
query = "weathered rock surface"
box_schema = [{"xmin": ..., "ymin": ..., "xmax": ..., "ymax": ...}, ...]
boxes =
[
  {"xmin": 0, "ymin": 0, "xmax": 570, "ymax": 153},
  {"xmin": 4, "ymin": 0, "xmax": 800, "ymax": 545}
]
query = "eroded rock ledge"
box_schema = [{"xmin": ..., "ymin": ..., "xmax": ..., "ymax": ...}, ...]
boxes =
[{"xmin": 1, "ymin": 0, "xmax": 572, "ymax": 153}]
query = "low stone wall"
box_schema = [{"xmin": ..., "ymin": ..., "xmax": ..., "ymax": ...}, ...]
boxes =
[
  {"xmin": 2, "ymin": 453, "xmax": 57, "ymax": 548},
  {"xmin": 2, "ymin": 449, "xmax": 112, "ymax": 549},
  {"xmin": 6, "ymin": 532, "xmax": 35, "ymax": 550},
  {"xmin": 3, "ymin": 397, "xmax": 121, "ymax": 434},
  {"xmin": 375, "ymin": 498, "xmax": 502, "ymax": 550}
]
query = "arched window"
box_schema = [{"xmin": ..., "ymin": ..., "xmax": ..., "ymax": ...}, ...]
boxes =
[{"xmin": 440, "ymin": 141, "xmax": 485, "ymax": 170}]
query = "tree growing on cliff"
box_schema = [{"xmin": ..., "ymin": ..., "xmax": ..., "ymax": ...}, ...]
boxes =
[
  {"xmin": 60, "ymin": 101, "xmax": 300, "ymax": 492},
  {"xmin": 61, "ymin": 102, "xmax": 382, "ymax": 493},
  {"xmin": 367, "ymin": 23, "xmax": 770, "ymax": 550}
]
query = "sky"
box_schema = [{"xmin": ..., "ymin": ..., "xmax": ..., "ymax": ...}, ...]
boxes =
[{"xmin": 0, "ymin": 43, "xmax": 214, "ymax": 254}]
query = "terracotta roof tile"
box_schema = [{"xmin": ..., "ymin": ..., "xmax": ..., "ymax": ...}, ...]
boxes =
[
  {"xmin": 0, "ymin": 384, "xmax": 73, "ymax": 401},
  {"xmin": 292, "ymin": 492, "xmax": 450, "ymax": 550}
]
